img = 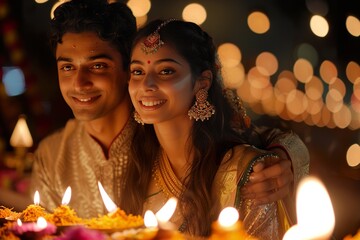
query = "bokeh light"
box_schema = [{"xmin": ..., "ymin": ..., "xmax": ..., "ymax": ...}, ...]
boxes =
[
  {"xmin": 182, "ymin": 3, "xmax": 207, "ymax": 25},
  {"xmin": 310, "ymin": 15, "xmax": 329, "ymax": 37},
  {"xmin": 247, "ymin": 11, "xmax": 270, "ymax": 34}
]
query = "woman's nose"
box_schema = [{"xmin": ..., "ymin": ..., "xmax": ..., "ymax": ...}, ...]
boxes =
[{"xmin": 142, "ymin": 73, "xmax": 158, "ymax": 91}]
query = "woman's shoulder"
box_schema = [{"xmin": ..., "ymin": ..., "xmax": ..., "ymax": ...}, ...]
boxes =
[
  {"xmin": 223, "ymin": 145, "xmax": 271, "ymax": 165},
  {"xmin": 220, "ymin": 145, "xmax": 276, "ymax": 182}
]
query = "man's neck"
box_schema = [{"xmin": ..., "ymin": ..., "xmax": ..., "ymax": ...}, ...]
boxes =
[{"xmin": 84, "ymin": 100, "xmax": 131, "ymax": 151}]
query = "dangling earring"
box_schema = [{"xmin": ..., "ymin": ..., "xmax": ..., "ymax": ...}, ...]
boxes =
[
  {"xmin": 188, "ymin": 88, "xmax": 215, "ymax": 121},
  {"xmin": 133, "ymin": 111, "xmax": 144, "ymax": 125}
]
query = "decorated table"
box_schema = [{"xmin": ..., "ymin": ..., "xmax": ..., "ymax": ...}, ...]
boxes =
[{"xmin": 1, "ymin": 177, "xmax": 360, "ymax": 240}]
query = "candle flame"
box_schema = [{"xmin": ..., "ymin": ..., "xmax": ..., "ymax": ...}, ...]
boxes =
[
  {"xmin": 218, "ymin": 207, "xmax": 239, "ymax": 227},
  {"xmin": 283, "ymin": 176, "xmax": 335, "ymax": 240},
  {"xmin": 144, "ymin": 210, "xmax": 158, "ymax": 228},
  {"xmin": 97, "ymin": 181, "xmax": 117, "ymax": 213},
  {"xmin": 37, "ymin": 217, "xmax": 47, "ymax": 229},
  {"xmin": 17, "ymin": 219, "xmax": 22, "ymax": 226},
  {"xmin": 34, "ymin": 191, "xmax": 40, "ymax": 205},
  {"xmin": 10, "ymin": 115, "xmax": 33, "ymax": 148},
  {"xmin": 61, "ymin": 186, "xmax": 72, "ymax": 205},
  {"xmin": 155, "ymin": 197, "xmax": 177, "ymax": 223}
]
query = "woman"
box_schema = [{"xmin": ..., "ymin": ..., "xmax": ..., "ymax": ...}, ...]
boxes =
[{"xmin": 124, "ymin": 19, "xmax": 290, "ymax": 239}]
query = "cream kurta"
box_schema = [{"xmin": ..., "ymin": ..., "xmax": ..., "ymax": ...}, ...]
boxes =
[{"xmin": 30, "ymin": 118, "xmax": 135, "ymax": 218}]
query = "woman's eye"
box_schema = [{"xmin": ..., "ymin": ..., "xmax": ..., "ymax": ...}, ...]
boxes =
[
  {"xmin": 131, "ymin": 69, "xmax": 143, "ymax": 75},
  {"xmin": 160, "ymin": 69, "xmax": 174, "ymax": 75}
]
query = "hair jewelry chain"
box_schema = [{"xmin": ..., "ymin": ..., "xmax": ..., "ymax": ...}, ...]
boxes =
[{"xmin": 141, "ymin": 19, "xmax": 177, "ymax": 55}]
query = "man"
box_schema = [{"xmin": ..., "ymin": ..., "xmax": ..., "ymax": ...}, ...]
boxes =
[{"xmin": 30, "ymin": 0, "xmax": 308, "ymax": 219}]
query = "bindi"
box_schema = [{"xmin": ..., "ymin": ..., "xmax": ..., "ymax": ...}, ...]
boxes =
[{"xmin": 147, "ymin": 60, "xmax": 151, "ymax": 64}]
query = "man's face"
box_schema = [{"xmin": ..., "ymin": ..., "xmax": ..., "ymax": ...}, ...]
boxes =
[{"xmin": 55, "ymin": 32, "xmax": 129, "ymax": 121}]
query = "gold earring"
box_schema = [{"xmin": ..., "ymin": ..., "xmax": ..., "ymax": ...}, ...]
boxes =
[
  {"xmin": 188, "ymin": 89, "xmax": 215, "ymax": 121},
  {"xmin": 133, "ymin": 111, "xmax": 144, "ymax": 125}
]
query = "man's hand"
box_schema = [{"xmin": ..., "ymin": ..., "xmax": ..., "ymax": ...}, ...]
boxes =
[{"xmin": 241, "ymin": 150, "xmax": 293, "ymax": 206}]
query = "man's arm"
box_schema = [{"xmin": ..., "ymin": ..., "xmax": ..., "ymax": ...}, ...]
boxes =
[{"xmin": 241, "ymin": 127, "xmax": 310, "ymax": 205}]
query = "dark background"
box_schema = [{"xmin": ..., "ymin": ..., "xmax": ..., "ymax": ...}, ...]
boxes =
[{"xmin": 0, "ymin": 0, "xmax": 359, "ymax": 239}]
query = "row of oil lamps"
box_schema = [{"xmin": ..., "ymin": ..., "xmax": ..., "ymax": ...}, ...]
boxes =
[{"xmin": 8, "ymin": 176, "xmax": 338, "ymax": 240}]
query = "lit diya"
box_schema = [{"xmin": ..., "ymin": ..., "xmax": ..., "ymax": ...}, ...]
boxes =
[
  {"xmin": 84, "ymin": 182, "xmax": 143, "ymax": 231},
  {"xmin": 112, "ymin": 197, "xmax": 184, "ymax": 240},
  {"xmin": 20, "ymin": 191, "xmax": 49, "ymax": 222},
  {"xmin": 10, "ymin": 216, "xmax": 56, "ymax": 240},
  {"xmin": 209, "ymin": 207, "xmax": 256, "ymax": 240},
  {"xmin": 47, "ymin": 186, "xmax": 82, "ymax": 226}
]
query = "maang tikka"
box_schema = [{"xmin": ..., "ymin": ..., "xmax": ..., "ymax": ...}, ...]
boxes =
[{"xmin": 141, "ymin": 19, "xmax": 177, "ymax": 55}]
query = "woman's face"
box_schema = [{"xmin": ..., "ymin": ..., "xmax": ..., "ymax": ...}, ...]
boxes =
[{"xmin": 129, "ymin": 39, "xmax": 197, "ymax": 125}]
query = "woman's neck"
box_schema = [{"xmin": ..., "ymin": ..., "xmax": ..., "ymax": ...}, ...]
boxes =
[{"xmin": 154, "ymin": 118, "xmax": 193, "ymax": 180}]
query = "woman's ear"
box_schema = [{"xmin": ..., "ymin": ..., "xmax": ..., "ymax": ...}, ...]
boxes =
[{"xmin": 194, "ymin": 70, "xmax": 212, "ymax": 92}]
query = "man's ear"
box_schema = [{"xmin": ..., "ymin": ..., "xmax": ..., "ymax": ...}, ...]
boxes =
[{"xmin": 194, "ymin": 70, "xmax": 212, "ymax": 92}]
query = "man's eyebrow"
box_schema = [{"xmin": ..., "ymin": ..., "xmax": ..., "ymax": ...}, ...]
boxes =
[{"xmin": 56, "ymin": 54, "xmax": 115, "ymax": 63}]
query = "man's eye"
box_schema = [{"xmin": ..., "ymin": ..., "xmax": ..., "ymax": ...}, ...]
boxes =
[
  {"xmin": 93, "ymin": 63, "xmax": 105, "ymax": 69},
  {"xmin": 61, "ymin": 65, "xmax": 72, "ymax": 71}
]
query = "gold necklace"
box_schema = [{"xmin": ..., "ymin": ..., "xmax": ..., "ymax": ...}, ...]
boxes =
[{"xmin": 153, "ymin": 150, "xmax": 184, "ymax": 199}]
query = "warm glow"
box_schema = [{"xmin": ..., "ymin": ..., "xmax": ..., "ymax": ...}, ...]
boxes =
[
  {"xmin": 61, "ymin": 186, "xmax": 71, "ymax": 205},
  {"xmin": 247, "ymin": 11, "xmax": 270, "ymax": 34},
  {"xmin": 293, "ymin": 58, "xmax": 314, "ymax": 83},
  {"xmin": 310, "ymin": 15, "xmax": 329, "ymax": 37},
  {"xmin": 293, "ymin": 176, "xmax": 335, "ymax": 239},
  {"xmin": 35, "ymin": 0, "xmax": 49, "ymax": 3},
  {"xmin": 182, "ymin": 3, "xmax": 207, "ymax": 25},
  {"xmin": 51, "ymin": 1, "xmax": 70, "ymax": 19},
  {"xmin": 218, "ymin": 207, "xmax": 239, "ymax": 227},
  {"xmin": 286, "ymin": 90, "xmax": 308, "ymax": 115},
  {"xmin": 37, "ymin": 217, "xmax": 47, "ymax": 229},
  {"xmin": 346, "ymin": 61, "xmax": 360, "ymax": 84},
  {"xmin": 98, "ymin": 181, "xmax": 117, "ymax": 213},
  {"xmin": 354, "ymin": 79, "xmax": 360, "ymax": 100},
  {"xmin": 144, "ymin": 210, "xmax": 158, "ymax": 228},
  {"xmin": 325, "ymin": 89, "xmax": 343, "ymax": 113},
  {"xmin": 320, "ymin": 60, "xmax": 338, "ymax": 84},
  {"xmin": 136, "ymin": 15, "xmax": 148, "ymax": 29},
  {"xmin": 17, "ymin": 219, "xmax": 22, "ymax": 226},
  {"xmin": 332, "ymin": 105, "xmax": 351, "ymax": 128},
  {"xmin": 346, "ymin": 15, "xmax": 360, "ymax": 37},
  {"xmin": 346, "ymin": 144, "xmax": 360, "ymax": 168},
  {"xmin": 222, "ymin": 64, "xmax": 245, "ymax": 89},
  {"xmin": 305, "ymin": 76, "xmax": 324, "ymax": 100},
  {"xmin": 283, "ymin": 225, "xmax": 306, "ymax": 240},
  {"xmin": 34, "ymin": 191, "xmax": 40, "ymax": 205},
  {"xmin": 127, "ymin": 0, "xmax": 151, "ymax": 17},
  {"xmin": 306, "ymin": 99, "xmax": 323, "ymax": 115},
  {"xmin": 247, "ymin": 67, "xmax": 270, "ymax": 89},
  {"xmin": 155, "ymin": 197, "xmax": 177, "ymax": 223},
  {"xmin": 10, "ymin": 115, "xmax": 33, "ymax": 148},
  {"xmin": 217, "ymin": 43, "xmax": 242, "ymax": 68},
  {"xmin": 256, "ymin": 52, "xmax": 278, "ymax": 76}
]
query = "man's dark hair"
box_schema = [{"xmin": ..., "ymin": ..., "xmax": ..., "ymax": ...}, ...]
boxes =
[{"xmin": 49, "ymin": 0, "xmax": 136, "ymax": 70}]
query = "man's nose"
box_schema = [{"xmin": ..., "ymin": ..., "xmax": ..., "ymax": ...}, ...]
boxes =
[{"xmin": 74, "ymin": 68, "xmax": 93, "ymax": 91}]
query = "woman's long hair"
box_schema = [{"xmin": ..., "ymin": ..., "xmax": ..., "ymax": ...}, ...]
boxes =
[{"xmin": 120, "ymin": 19, "xmax": 257, "ymax": 236}]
